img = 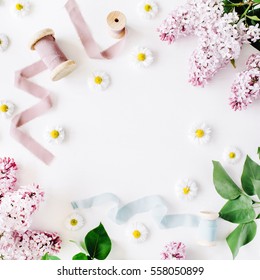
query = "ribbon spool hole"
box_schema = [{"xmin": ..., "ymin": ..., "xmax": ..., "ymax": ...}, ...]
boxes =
[
  {"xmin": 29, "ymin": 28, "xmax": 76, "ymax": 81},
  {"xmin": 107, "ymin": 11, "xmax": 126, "ymax": 39}
]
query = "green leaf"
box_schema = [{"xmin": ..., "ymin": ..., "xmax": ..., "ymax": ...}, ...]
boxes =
[
  {"xmin": 226, "ymin": 221, "xmax": 257, "ymax": 259},
  {"xmin": 253, "ymin": 0, "xmax": 260, "ymax": 3},
  {"xmin": 258, "ymin": 147, "xmax": 260, "ymax": 160},
  {"xmin": 41, "ymin": 253, "xmax": 60, "ymax": 260},
  {"xmin": 246, "ymin": 15, "xmax": 260, "ymax": 21},
  {"xmin": 241, "ymin": 156, "xmax": 260, "ymax": 196},
  {"xmin": 252, "ymin": 179, "xmax": 260, "ymax": 200},
  {"xmin": 85, "ymin": 223, "xmax": 112, "ymax": 260},
  {"xmin": 213, "ymin": 161, "xmax": 241, "ymax": 200},
  {"xmin": 219, "ymin": 195, "xmax": 255, "ymax": 223},
  {"xmin": 72, "ymin": 252, "xmax": 90, "ymax": 260},
  {"xmin": 256, "ymin": 213, "xmax": 260, "ymax": 219}
]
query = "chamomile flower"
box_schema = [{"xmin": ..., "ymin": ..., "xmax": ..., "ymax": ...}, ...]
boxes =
[
  {"xmin": 0, "ymin": 34, "xmax": 9, "ymax": 52},
  {"xmin": 138, "ymin": 0, "xmax": 159, "ymax": 20},
  {"xmin": 0, "ymin": 100, "xmax": 15, "ymax": 118},
  {"xmin": 45, "ymin": 125, "xmax": 65, "ymax": 144},
  {"xmin": 223, "ymin": 146, "xmax": 242, "ymax": 164},
  {"xmin": 88, "ymin": 71, "xmax": 110, "ymax": 91},
  {"xmin": 65, "ymin": 213, "xmax": 85, "ymax": 231},
  {"xmin": 126, "ymin": 222, "xmax": 148, "ymax": 243},
  {"xmin": 175, "ymin": 179, "xmax": 198, "ymax": 201},
  {"xmin": 11, "ymin": 1, "xmax": 31, "ymax": 17},
  {"xmin": 130, "ymin": 47, "xmax": 154, "ymax": 68},
  {"xmin": 188, "ymin": 122, "xmax": 212, "ymax": 145}
]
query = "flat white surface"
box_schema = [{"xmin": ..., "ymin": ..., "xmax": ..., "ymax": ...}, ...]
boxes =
[{"xmin": 1, "ymin": 0, "xmax": 260, "ymax": 260}]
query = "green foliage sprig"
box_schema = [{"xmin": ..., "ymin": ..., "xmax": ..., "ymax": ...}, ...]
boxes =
[
  {"xmin": 213, "ymin": 148, "xmax": 260, "ymax": 259},
  {"xmin": 42, "ymin": 223, "xmax": 112, "ymax": 260},
  {"xmin": 223, "ymin": 0, "xmax": 260, "ymax": 51}
]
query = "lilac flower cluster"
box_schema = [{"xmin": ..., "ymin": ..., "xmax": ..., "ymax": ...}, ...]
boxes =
[
  {"xmin": 0, "ymin": 157, "xmax": 62, "ymax": 260},
  {"xmin": 161, "ymin": 241, "xmax": 186, "ymax": 260},
  {"xmin": 157, "ymin": 0, "xmax": 260, "ymax": 87},
  {"xmin": 0, "ymin": 157, "xmax": 18, "ymax": 195},
  {"xmin": 0, "ymin": 230, "xmax": 61, "ymax": 260},
  {"xmin": 230, "ymin": 53, "xmax": 260, "ymax": 111}
]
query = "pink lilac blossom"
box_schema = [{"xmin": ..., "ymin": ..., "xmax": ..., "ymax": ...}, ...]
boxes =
[
  {"xmin": 161, "ymin": 241, "xmax": 186, "ymax": 260},
  {"xmin": 157, "ymin": 0, "xmax": 260, "ymax": 87},
  {"xmin": 0, "ymin": 184, "xmax": 44, "ymax": 232},
  {"xmin": 0, "ymin": 230, "xmax": 62, "ymax": 260},
  {"xmin": 0, "ymin": 157, "xmax": 62, "ymax": 259},
  {"xmin": 0, "ymin": 157, "xmax": 18, "ymax": 195},
  {"xmin": 229, "ymin": 54, "xmax": 260, "ymax": 111}
]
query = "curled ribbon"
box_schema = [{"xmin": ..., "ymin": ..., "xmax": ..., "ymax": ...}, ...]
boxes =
[
  {"xmin": 10, "ymin": 61, "xmax": 54, "ymax": 165},
  {"xmin": 72, "ymin": 193, "xmax": 219, "ymax": 246},
  {"xmin": 65, "ymin": 0, "xmax": 127, "ymax": 59}
]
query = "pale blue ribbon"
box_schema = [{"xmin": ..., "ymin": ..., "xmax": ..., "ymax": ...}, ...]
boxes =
[{"xmin": 71, "ymin": 193, "xmax": 218, "ymax": 245}]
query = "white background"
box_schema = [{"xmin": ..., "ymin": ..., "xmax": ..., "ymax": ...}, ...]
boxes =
[{"xmin": 1, "ymin": 0, "xmax": 260, "ymax": 260}]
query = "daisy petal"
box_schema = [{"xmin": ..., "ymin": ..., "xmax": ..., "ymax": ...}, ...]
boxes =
[
  {"xmin": 45, "ymin": 125, "xmax": 65, "ymax": 144},
  {"xmin": 138, "ymin": 0, "xmax": 159, "ymax": 20},
  {"xmin": 126, "ymin": 222, "xmax": 149, "ymax": 243},
  {"xmin": 188, "ymin": 122, "xmax": 212, "ymax": 145},
  {"xmin": 65, "ymin": 213, "xmax": 85, "ymax": 231},
  {"xmin": 88, "ymin": 71, "xmax": 111, "ymax": 91},
  {"xmin": 175, "ymin": 179, "xmax": 198, "ymax": 201},
  {"xmin": 223, "ymin": 146, "xmax": 242, "ymax": 164},
  {"xmin": 0, "ymin": 34, "xmax": 10, "ymax": 52},
  {"xmin": 130, "ymin": 46, "xmax": 154, "ymax": 68},
  {"xmin": 12, "ymin": 1, "xmax": 31, "ymax": 17},
  {"xmin": 0, "ymin": 100, "xmax": 15, "ymax": 118}
]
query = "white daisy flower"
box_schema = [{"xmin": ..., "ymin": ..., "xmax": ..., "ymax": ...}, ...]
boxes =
[
  {"xmin": 11, "ymin": 1, "xmax": 31, "ymax": 17},
  {"xmin": 138, "ymin": 0, "xmax": 159, "ymax": 20},
  {"xmin": 223, "ymin": 146, "xmax": 242, "ymax": 164},
  {"xmin": 0, "ymin": 100, "xmax": 15, "ymax": 118},
  {"xmin": 175, "ymin": 179, "xmax": 198, "ymax": 201},
  {"xmin": 65, "ymin": 213, "xmax": 85, "ymax": 231},
  {"xmin": 45, "ymin": 125, "xmax": 65, "ymax": 144},
  {"xmin": 130, "ymin": 47, "xmax": 154, "ymax": 68},
  {"xmin": 126, "ymin": 222, "xmax": 148, "ymax": 243},
  {"xmin": 188, "ymin": 122, "xmax": 212, "ymax": 145},
  {"xmin": 88, "ymin": 71, "xmax": 110, "ymax": 91},
  {"xmin": 0, "ymin": 34, "xmax": 9, "ymax": 52}
]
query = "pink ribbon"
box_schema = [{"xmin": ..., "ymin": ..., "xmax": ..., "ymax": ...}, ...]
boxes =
[
  {"xmin": 10, "ymin": 0, "xmax": 126, "ymax": 165},
  {"xmin": 10, "ymin": 61, "xmax": 54, "ymax": 165},
  {"xmin": 65, "ymin": 0, "xmax": 127, "ymax": 59}
]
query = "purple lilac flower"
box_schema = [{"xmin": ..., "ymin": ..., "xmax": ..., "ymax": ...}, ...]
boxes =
[
  {"xmin": 157, "ymin": 0, "xmax": 260, "ymax": 87},
  {"xmin": 0, "ymin": 157, "xmax": 18, "ymax": 195},
  {"xmin": 161, "ymin": 241, "xmax": 186, "ymax": 260},
  {"xmin": 0, "ymin": 230, "xmax": 62, "ymax": 260},
  {"xmin": 230, "ymin": 54, "xmax": 260, "ymax": 111}
]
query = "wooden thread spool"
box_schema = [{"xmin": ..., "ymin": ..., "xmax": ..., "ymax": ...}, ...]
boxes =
[
  {"xmin": 197, "ymin": 211, "xmax": 219, "ymax": 247},
  {"xmin": 107, "ymin": 11, "xmax": 126, "ymax": 39},
  {"xmin": 29, "ymin": 28, "xmax": 76, "ymax": 81}
]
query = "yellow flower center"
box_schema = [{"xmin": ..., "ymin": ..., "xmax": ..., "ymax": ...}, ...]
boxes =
[
  {"xmin": 16, "ymin": 3, "xmax": 24, "ymax": 11},
  {"xmin": 132, "ymin": 230, "xmax": 141, "ymax": 239},
  {"xmin": 0, "ymin": 104, "xmax": 8, "ymax": 113},
  {"xmin": 229, "ymin": 152, "xmax": 236, "ymax": 159},
  {"xmin": 144, "ymin": 4, "xmax": 152, "ymax": 12},
  {"xmin": 70, "ymin": 219, "xmax": 78, "ymax": 226},
  {"xmin": 0, "ymin": 40, "xmax": 2, "ymax": 45},
  {"xmin": 137, "ymin": 53, "xmax": 146, "ymax": 61},
  {"xmin": 183, "ymin": 186, "xmax": 190, "ymax": 195},
  {"xmin": 94, "ymin": 76, "xmax": 103, "ymax": 84},
  {"xmin": 50, "ymin": 130, "xmax": 60, "ymax": 139},
  {"xmin": 195, "ymin": 129, "xmax": 205, "ymax": 138}
]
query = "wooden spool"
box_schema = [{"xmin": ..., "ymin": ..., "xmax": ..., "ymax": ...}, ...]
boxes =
[
  {"xmin": 29, "ymin": 28, "xmax": 76, "ymax": 81},
  {"xmin": 107, "ymin": 11, "xmax": 126, "ymax": 39}
]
